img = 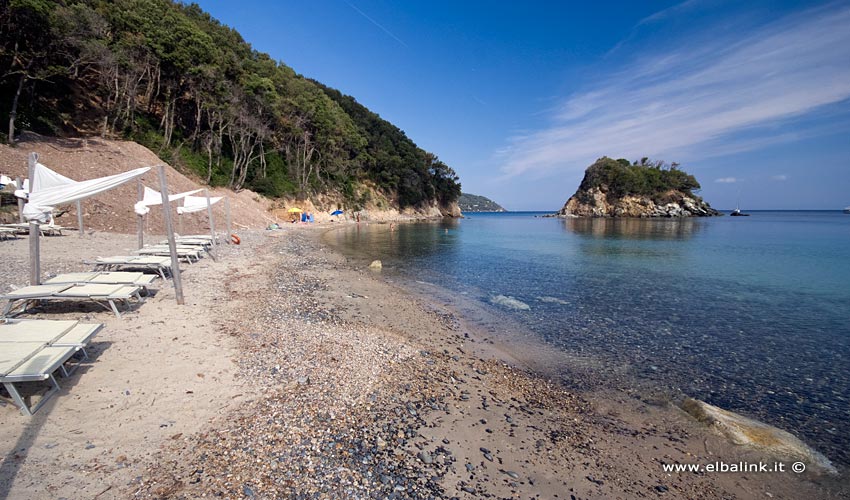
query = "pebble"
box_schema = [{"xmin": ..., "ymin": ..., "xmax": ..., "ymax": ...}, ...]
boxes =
[
  {"xmin": 504, "ymin": 470, "xmax": 520, "ymax": 479},
  {"xmin": 587, "ymin": 475, "xmax": 604, "ymax": 485},
  {"xmin": 418, "ymin": 451, "xmax": 433, "ymax": 464}
]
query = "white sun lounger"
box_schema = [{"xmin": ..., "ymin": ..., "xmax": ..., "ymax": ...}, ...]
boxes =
[
  {"xmin": 1, "ymin": 283, "xmax": 143, "ymax": 318},
  {"xmin": 0, "ymin": 319, "xmax": 101, "ymax": 416},
  {"xmin": 44, "ymin": 272, "xmax": 158, "ymax": 295},
  {"xmin": 160, "ymin": 237, "xmax": 212, "ymax": 249},
  {"xmin": 0, "ymin": 227, "xmax": 19, "ymax": 240},
  {"xmin": 0, "ymin": 318, "xmax": 102, "ymax": 362},
  {"xmin": 90, "ymin": 256, "xmax": 172, "ymax": 279},
  {"xmin": 135, "ymin": 245, "xmax": 203, "ymax": 263},
  {"xmin": 0, "ymin": 223, "xmax": 65, "ymax": 236},
  {"xmin": 178, "ymin": 234, "xmax": 215, "ymax": 242}
]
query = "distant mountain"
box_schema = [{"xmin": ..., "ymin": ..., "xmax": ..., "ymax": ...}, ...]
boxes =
[
  {"xmin": 458, "ymin": 193, "xmax": 506, "ymax": 212},
  {"xmin": 557, "ymin": 157, "xmax": 720, "ymax": 217}
]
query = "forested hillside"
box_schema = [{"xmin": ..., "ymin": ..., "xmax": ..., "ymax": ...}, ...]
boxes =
[
  {"xmin": 0, "ymin": 0, "xmax": 460, "ymax": 211},
  {"xmin": 457, "ymin": 193, "xmax": 505, "ymax": 212}
]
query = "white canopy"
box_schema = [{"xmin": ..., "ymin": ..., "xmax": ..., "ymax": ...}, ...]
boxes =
[
  {"xmin": 177, "ymin": 195, "xmax": 222, "ymax": 215},
  {"xmin": 133, "ymin": 186, "xmax": 203, "ymax": 216},
  {"xmin": 31, "ymin": 162, "xmax": 75, "ymax": 191},
  {"xmin": 19, "ymin": 163, "xmax": 150, "ymax": 222}
]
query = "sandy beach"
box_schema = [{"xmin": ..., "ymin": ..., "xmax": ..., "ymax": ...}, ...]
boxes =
[{"xmin": 1, "ymin": 225, "xmax": 846, "ymax": 499}]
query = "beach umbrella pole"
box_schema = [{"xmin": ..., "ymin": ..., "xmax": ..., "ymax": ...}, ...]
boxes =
[
  {"xmin": 76, "ymin": 200, "xmax": 84, "ymax": 237},
  {"xmin": 16, "ymin": 176, "xmax": 23, "ymax": 222},
  {"xmin": 157, "ymin": 165, "xmax": 184, "ymax": 305},
  {"xmin": 27, "ymin": 153, "xmax": 40, "ymax": 285},
  {"xmin": 205, "ymin": 189, "xmax": 217, "ymax": 247},
  {"xmin": 136, "ymin": 179, "xmax": 144, "ymax": 249},
  {"xmin": 204, "ymin": 189, "xmax": 217, "ymax": 262},
  {"xmin": 225, "ymin": 198, "xmax": 232, "ymax": 244}
]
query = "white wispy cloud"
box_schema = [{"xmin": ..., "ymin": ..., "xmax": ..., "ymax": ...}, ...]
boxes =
[
  {"xmin": 636, "ymin": 0, "xmax": 704, "ymax": 27},
  {"xmin": 715, "ymin": 177, "xmax": 738, "ymax": 183},
  {"xmin": 497, "ymin": 2, "xmax": 850, "ymax": 179},
  {"xmin": 342, "ymin": 0, "xmax": 408, "ymax": 48},
  {"xmin": 772, "ymin": 174, "xmax": 789, "ymax": 181}
]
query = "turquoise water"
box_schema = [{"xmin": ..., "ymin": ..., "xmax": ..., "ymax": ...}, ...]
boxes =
[{"xmin": 326, "ymin": 211, "xmax": 850, "ymax": 466}]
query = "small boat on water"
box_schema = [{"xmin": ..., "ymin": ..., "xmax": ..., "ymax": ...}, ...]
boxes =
[
  {"xmin": 844, "ymin": 206, "xmax": 850, "ymax": 214},
  {"xmin": 730, "ymin": 205, "xmax": 750, "ymax": 216}
]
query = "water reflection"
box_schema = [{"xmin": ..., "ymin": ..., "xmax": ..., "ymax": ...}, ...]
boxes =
[
  {"xmin": 325, "ymin": 220, "xmax": 460, "ymax": 262},
  {"xmin": 562, "ymin": 217, "xmax": 704, "ymax": 240}
]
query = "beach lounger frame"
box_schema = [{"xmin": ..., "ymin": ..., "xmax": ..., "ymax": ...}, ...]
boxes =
[
  {"xmin": 0, "ymin": 320, "xmax": 103, "ymax": 415},
  {"xmin": 1, "ymin": 284, "xmax": 144, "ymax": 318},
  {"xmin": 89, "ymin": 256, "xmax": 171, "ymax": 280},
  {"xmin": 0, "ymin": 223, "xmax": 65, "ymax": 236},
  {"xmin": 44, "ymin": 272, "xmax": 158, "ymax": 296},
  {"xmin": 135, "ymin": 246, "xmax": 203, "ymax": 263},
  {"xmin": 0, "ymin": 227, "xmax": 19, "ymax": 240}
]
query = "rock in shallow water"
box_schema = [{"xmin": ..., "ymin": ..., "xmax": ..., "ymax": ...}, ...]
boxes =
[{"xmin": 682, "ymin": 398, "xmax": 837, "ymax": 475}]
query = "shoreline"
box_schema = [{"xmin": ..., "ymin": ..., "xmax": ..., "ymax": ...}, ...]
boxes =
[
  {"xmin": 1, "ymin": 226, "xmax": 845, "ymax": 498},
  {"xmin": 136, "ymin": 226, "xmax": 848, "ymax": 498}
]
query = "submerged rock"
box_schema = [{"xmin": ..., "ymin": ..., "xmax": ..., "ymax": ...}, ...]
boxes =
[
  {"xmin": 682, "ymin": 398, "xmax": 837, "ymax": 475},
  {"xmin": 490, "ymin": 295, "xmax": 530, "ymax": 311}
]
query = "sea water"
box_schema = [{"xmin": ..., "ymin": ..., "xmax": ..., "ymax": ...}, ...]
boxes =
[{"xmin": 325, "ymin": 211, "xmax": 850, "ymax": 466}]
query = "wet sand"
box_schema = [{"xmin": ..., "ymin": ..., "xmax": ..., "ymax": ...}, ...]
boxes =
[{"xmin": 1, "ymin": 226, "xmax": 846, "ymax": 499}]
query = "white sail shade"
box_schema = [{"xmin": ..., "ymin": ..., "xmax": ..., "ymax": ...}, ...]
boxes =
[
  {"xmin": 177, "ymin": 195, "xmax": 222, "ymax": 215},
  {"xmin": 19, "ymin": 163, "xmax": 151, "ymax": 222}
]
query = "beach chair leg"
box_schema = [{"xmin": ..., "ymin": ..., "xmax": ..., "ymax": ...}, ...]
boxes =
[
  {"xmin": 60, "ymin": 353, "xmax": 83, "ymax": 377},
  {"xmin": 3, "ymin": 382, "xmax": 32, "ymax": 416},
  {"xmin": 108, "ymin": 300, "xmax": 121, "ymax": 318},
  {"xmin": 2, "ymin": 376, "xmax": 61, "ymax": 416},
  {"xmin": 30, "ymin": 375, "xmax": 62, "ymax": 416}
]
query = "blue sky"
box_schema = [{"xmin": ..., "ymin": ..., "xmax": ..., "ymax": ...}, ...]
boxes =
[{"xmin": 193, "ymin": 0, "xmax": 850, "ymax": 210}]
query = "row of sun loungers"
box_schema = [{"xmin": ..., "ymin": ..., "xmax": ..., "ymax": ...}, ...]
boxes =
[
  {"xmin": 0, "ymin": 223, "xmax": 67, "ymax": 236},
  {"xmin": 1, "ymin": 319, "xmax": 102, "ymax": 415},
  {"xmin": 2, "ymin": 233, "xmax": 222, "ymax": 416}
]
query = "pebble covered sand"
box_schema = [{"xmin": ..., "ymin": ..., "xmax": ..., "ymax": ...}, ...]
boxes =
[{"xmin": 1, "ymin": 227, "xmax": 845, "ymax": 499}]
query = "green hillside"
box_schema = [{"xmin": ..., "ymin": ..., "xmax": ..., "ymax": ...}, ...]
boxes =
[
  {"xmin": 457, "ymin": 193, "xmax": 506, "ymax": 212},
  {"xmin": 0, "ymin": 0, "xmax": 460, "ymax": 210}
]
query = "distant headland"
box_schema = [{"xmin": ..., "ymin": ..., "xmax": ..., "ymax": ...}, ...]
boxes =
[
  {"xmin": 458, "ymin": 193, "xmax": 506, "ymax": 212},
  {"xmin": 556, "ymin": 157, "xmax": 720, "ymax": 218}
]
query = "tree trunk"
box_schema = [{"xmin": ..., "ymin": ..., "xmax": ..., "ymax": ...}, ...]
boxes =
[{"xmin": 8, "ymin": 72, "xmax": 26, "ymax": 144}]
